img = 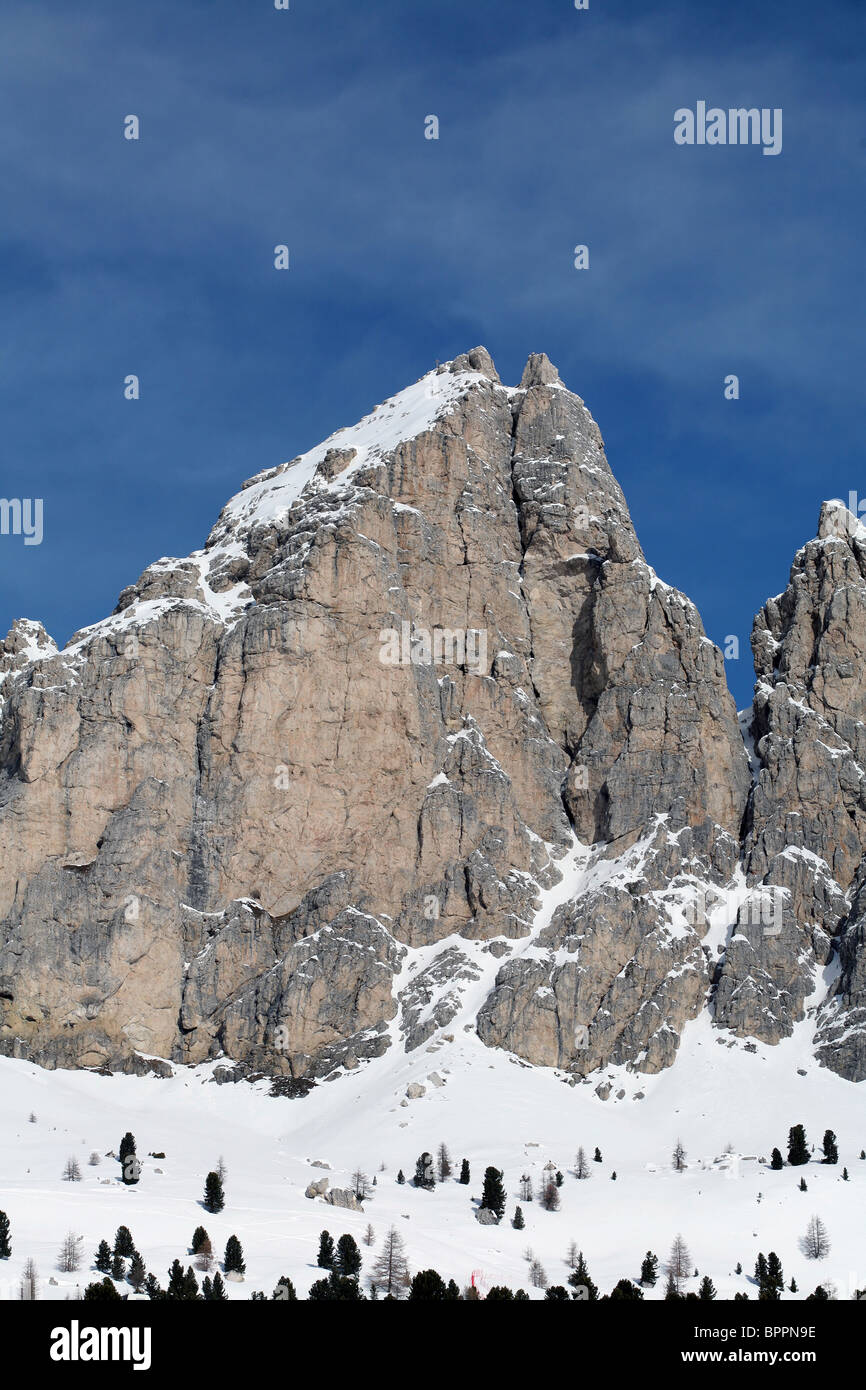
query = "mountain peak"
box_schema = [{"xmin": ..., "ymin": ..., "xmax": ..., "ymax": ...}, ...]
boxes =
[
  {"xmin": 520, "ymin": 351, "xmax": 562, "ymax": 388},
  {"xmin": 447, "ymin": 346, "xmax": 500, "ymax": 382}
]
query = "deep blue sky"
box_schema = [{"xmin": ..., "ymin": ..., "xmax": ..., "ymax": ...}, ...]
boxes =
[{"xmin": 2, "ymin": 0, "xmax": 864, "ymax": 709}]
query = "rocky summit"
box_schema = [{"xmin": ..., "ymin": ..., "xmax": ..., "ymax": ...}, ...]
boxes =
[{"xmin": 1, "ymin": 349, "xmax": 864, "ymax": 1083}]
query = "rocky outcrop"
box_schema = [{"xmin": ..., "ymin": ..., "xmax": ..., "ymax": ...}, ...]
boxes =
[
  {"xmin": 0, "ymin": 353, "xmax": 864, "ymax": 1081},
  {"xmin": 712, "ymin": 500, "xmax": 866, "ymax": 1075}
]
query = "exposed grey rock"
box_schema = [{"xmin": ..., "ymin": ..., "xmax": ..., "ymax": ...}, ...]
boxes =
[{"xmin": 0, "ymin": 358, "xmax": 863, "ymax": 1083}]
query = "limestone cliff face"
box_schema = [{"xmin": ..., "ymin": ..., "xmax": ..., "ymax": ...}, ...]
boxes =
[
  {"xmin": 0, "ymin": 352, "xmax": 863, "ymax": 1081},
  {"xmin": 713, "ymin": 500, "xmax": 866, "ymax": 1078}
]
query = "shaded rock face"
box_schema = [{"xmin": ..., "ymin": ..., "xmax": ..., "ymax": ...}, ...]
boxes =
[
  {"xmin": 711, "ymin": 500, "xmax": 866, "ymax": 1077},
  {"xmin": 0, "ymin": 354, "xmax": 863, "ymax": 1082}
]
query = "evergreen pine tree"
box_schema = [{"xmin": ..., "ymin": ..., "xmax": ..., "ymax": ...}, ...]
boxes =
[
  {"xmin": 317, "ymin": 1230, "xmax": 335, "ymax": 1269},
  {"xmin": 771, "ymin": 1148, "xmax": 784, "ymax": 1170},
  {"xmin": 436, "ymin": 1144, "xmax": 452, "ymax": 1181},
  {"xmin": 203, "ymin": 1171, "xmax": 225, "ymax": 1213},
  {"xmin": 414, "ymin": 1152, "xmax": 435, "ymax": 1189},
  {"xmin": 396, "ymin": 1169, "xmax": 405, "ymax": 1185},
  {"xmin": 113, "ymin": 1225, "xmax": 135, "ymax": 1258},
  {"xmin": 334, "ymin": 1233, "xmax": 361, "ymax": 1279},
  {"xmin": 129, "ymin": 1252, "xmax": 146, "ymax": 1292},
  {"xmin": 201, "ymin": 1276, "xmax": 213, "ymax": 1300},
  {"xmin": 119, "ymin": 1132, "xmax": 140, "ymax": 1186},
  {"xmin": 842, "ymin": 1167, "xmax": 849, "ymax": 1181},
  {"xmin": 788, "ymin": 1124, "xmax": 809, "ymax": 1166},
  {"xmin": 94, "ymin": 1239, "xmax": 112, "ymax": 1274},
  {"xmin": 211, "ymin": 1270, "xmax": 228, "ymax": 1301},
  {"xmin": 83, "ymin": 1278, "xmax": 123, "ymax": 1301},
  {"xmin": 608, "ymin": 1279, "xmax": 642, "ymax": 1300},
  {"xmin": 0, "ymin": 1210, "xmax": 10, "ymax": 1260},
  {"xmin": 167, "ymin": 1259, "xmax": 186, "ymax": 1300},
  {"xmin": 698, "ymin": 1276, "xmax": 717, "ymax": 1300},
  {"xmin": 191, "ymin": 1225, "xmax": 209, "ymax": 1255},
  {"xmin": 512, "ymin": 1205, "xmax": 525, "ymax": 1230},
  {"xmin": 789, "ymin": 1278, "xmax": 798, "ymax": 1293},
  {"xmin": 110, "ymin": 1253, "xmax": 125, "ymax": 1281},
  {"xmin": 224, "ymin": 1235, "xmax": 245, "ymax": 1275},
  {"xmin": 568, "ymin": 1251, "xmax": 598, "ymax": 1301},
  {"xmin": 593, "ymin": 1147, "xmax": 602, "ymax": 1163},
  {"xmin": 182, "ymin": 1266, "xmax": 200, "ymax": 1300},
  {"xmin": 480, "ymin": 1166, "xmax": 506, "ymax": 1219},
  {"xmin": 765, "ymin": 1252, "xmax": 784, "ymax": 1299},
  {"xmin": 822, "ymin": 1130, "xmax": 838, "ymax": 1164},
  {"xmin": 408, "ymin": 1269, "xmax": 448, "ymax": 1300},
  {"xmin": 799, "ymin": 1176, "xmax": 808, "ymax": 1191},
  {"xmin": 459, "ymin": 1159, "xmax": 470, "ymax": 1185},
  {"xmin": 640, "ymin": 1251, "xmax": 658, "ymax": 1286},
  {"xmin": 144, "ymin": 1273, "xmax": 163, "ymax": 1300}
]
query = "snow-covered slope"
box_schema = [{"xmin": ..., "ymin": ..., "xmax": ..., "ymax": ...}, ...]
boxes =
[{"xmin": 1, "ymin": 1003, "xmax": 863, "ymax": 1301}]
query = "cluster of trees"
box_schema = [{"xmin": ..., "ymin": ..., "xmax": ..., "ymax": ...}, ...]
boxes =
[
  {"xmin": 82, "ymin": 1222, "xmax": 245, "ymax": 1301},
  {"xmin": 772, "ymin": 1125, "xmax": 839, "ymax": 1169}
]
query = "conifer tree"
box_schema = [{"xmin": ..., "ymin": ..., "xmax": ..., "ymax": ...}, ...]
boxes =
[
  {"xmin": 568, "ymin": 1251, "xmax": 598, "ymax": 1301},
  {"xmin": 575, "ymin": 1146, "xmax": 590, "ymax": 1179},
  {"xmin": 110, "ymin": 1253, "xmax": 125, "ymax": 1281},
  {"xmin": 409, "ymin": 1269, "xmax": 448, "ymax": 1300},
  {"xmin": 609, "ymin": 1279, "xmax": 643, "ymax": 1300},
  {"xmin": 698, "ymin": 1276, "xmax": 717, "ymax": 1300},
  {"xmin": 414, "ymin": 1152, "xmax": 435, "ymax": 1189},
  {"xmin": 788, "ymin": 1124, "xmax": 809, "ymax": 1166},
  {"xmin": 771, "ymin": 1148, "xmax": 784, "ymax": 1170},
  {"xmin": 272, "ymin": 1276, "xmax": 297, "ymax": 1300},
  {"xmin": 593, "ymin": 1147, "xmax": 602, "ymax": 1163},
  {"xmin": 317, "ymin": 1231, "xmax": 335, "ymax": 1269},
  {"xmin": 842, "ymin": 1167, "xmax": 849, "ymax": 1181},
  {"xmin": 211, "ymin": 1270, "xmax": 228, "ymax": 1301},
  {"xmin": 370, "ymin": 1226, "xmax": 410, "ymax": 1299},
  {"xmin": 95, "ymin": 1239, "xmax": 112, "ymax": 1274},
  {"xmin": 83, "ymin": 1277, "xmax": 122, "ymax": 1301},
  {"xmin": 167, "ymin": 1259, "xmax": 185, "ymax": 1299},
  {"xmin": 114, "ymin": 1225, "xmax": 135, "ymax": 1258},
  {"xmin": 799, "ymin": 1176, "xmax": 808, "ymax": 1191},
  {"xmin": 191, "ymin": 1225, "xmax": 209, "ymax": 1254},
  {"xmin": 396, "ymin": 1169, "xmax": 405, "ymax": 1184},
  {"xmin": 182, "ymin": 1266, "xmax": 200, "ymax": 1300},
  {"xmin": 640, "ymin": 1251, "xmax": 658, "ymax": 1286},
  {"xmin": 480, "ymin": 1166, "xmax": 506, "ymax": 1219},
  {"xmin": 459, "ymin": 1158, "xmax": 470, "ymax": 1184},
  {"xmin": 224, "ymin": 1235, "xmax": 245, "ymax": 1274},
  {"xmin": 436, "ymin": 1144, "xmax": 452, "ymax": 1181},
  {"xmin": 513, "ymin": 1205, "xmax": 525, "ymax": 1230},
  {"xmin": 203, "ymin": 1171, "xmax": 225, "ymax": 1213},
  {"xmin": 129, "ymin": 1251, "xmax": 146, "ymax": 1292},
  {"xmin": 0, "ymin": 1210, "xmax": 10, "ymax": 1260},
  {"xmin": 119, "ymin": 1132, "xmax": 140, "ymax": 1185},
  {"xmin": 822, "ymin": 1130, "xmax": 838, "ymax": 1164},
  {"xmin": 334, "ymin": 1233, "xmax": 362, "ymax": 1279}
]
